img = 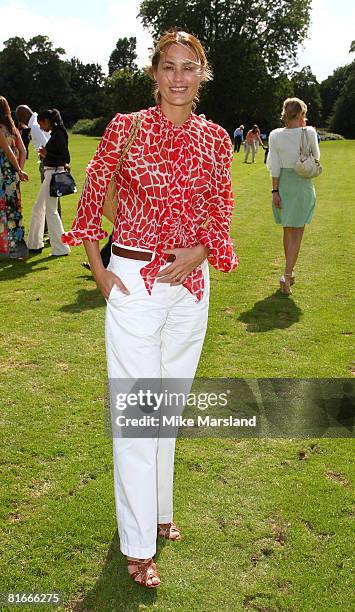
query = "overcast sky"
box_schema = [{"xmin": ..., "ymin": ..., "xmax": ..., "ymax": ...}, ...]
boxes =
[{"xmin": 0, "ymin": 0, "xmax": 354, "ymax": 81}]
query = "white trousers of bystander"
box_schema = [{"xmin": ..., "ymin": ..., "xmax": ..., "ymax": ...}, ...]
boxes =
[{"xmin": 27, "ymin": 166, "xmax": 70, "ymax": 256}]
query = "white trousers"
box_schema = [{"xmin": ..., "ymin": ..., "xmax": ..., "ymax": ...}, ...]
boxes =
[
  {"xmin": 105, "ymin": 251, "xmax": 210, "ymax": 558},
  {"xmin": 244, "ymin": 141, "xmax": 257, "ymax": 162},
  {"xmin": 27, "ymin": 167, "xmax": 70, "ymax": 256}
]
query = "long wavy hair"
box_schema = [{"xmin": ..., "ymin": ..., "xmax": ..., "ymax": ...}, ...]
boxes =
[{"xmin": 0, "ymin": 96, "xmax": 16, "ymax": 135}]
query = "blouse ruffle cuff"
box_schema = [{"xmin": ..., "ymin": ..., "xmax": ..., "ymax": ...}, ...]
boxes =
[
  {"xmin": 61, "ymin": 226, "xmax": 108, "ymax": 246},
  {"xmin": 196, "ymin": 227, "xmax": 239, "ymax": 272}
]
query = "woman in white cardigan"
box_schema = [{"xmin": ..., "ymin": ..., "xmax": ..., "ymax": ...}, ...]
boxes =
[{"xmin": 267, "ymin": 98, "xmax": 320, "ymax": 294}]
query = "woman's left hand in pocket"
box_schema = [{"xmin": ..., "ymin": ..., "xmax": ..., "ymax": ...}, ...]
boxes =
[{"xmin": 156, "ymin": 245, "xmax": 209, "ymax": 285}]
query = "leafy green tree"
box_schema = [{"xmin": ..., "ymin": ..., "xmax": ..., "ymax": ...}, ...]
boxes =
[
  {"xmin": 320, "ymin": 64, "xmax": 352, "ymax": 126},
  {"xmin": 25, "ymin": 35, "xmax": 71, "ymax": 111},
  {"xmin": 139, "ymin": 1, "xmax": 311, "ymax": 70},
  {"xmin": 139, "ymin": 0, "xmax": 311, "ymax": 132},
  {"xmin": 317, "ymin": 41, "xmax": 355, "ymax": 136},
  {"xmin": 0, "ymin": 35, "xmax": 72, "ymax": 116},
  {"xmin": 105, "ymin": 69, "xmax": 154, "ymax": 114},
  {"xmin": 197, "ymin": 37, "xmax": 294, "ymax": 132},
  {"xmin": 108, "ymin": 37, "xmax": 138, "ymax": 75},
  {"xmin": 0, "ymin": 37, "xmax": 31, "ymax": 108},
  {"xmin": 329, "ymin": 62, "xmax": 355, "ymax": 137},
  {"xmin": 291, "ymin": 66, "xmax": 322, "ymax": 126},
  {"xmin": 66, "ymin": 58, "xmax": 106, "ymax": 123},
  {"xmin": 0, "ymin": 35, "xmax": 111, "ymax": 126}
]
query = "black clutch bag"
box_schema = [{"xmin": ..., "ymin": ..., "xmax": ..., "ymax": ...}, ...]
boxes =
[{"xmin": 49, "ymin": 171, "xmax": 77, "ymax": 197}]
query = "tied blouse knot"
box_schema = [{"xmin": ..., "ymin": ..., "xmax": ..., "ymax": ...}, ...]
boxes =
[{"xmin": 62, "ymin": 105, "xmax": 238, "ymax": 300}]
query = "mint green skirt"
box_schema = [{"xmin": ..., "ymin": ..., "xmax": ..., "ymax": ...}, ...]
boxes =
[{"xmin": 273, "ymin": 168, "xmax": 316, "ymax": 227}]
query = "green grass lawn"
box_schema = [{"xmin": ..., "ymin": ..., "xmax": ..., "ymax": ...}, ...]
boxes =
[{"xmin": 0, "ymin": 135, "xmax": 354, "ymax": 611}]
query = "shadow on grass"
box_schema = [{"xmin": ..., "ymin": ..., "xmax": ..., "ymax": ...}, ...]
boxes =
[
  {"xmin": 238, "ymin": 291, "xmax": 303, "ymax": 332},
  {"xmin": 0, "ymin": 255, "xmax": 53, "ymax": 280},
  {"xmin": 59, "ymin": 286, "xmax": 105, "ymax": 313},
  {"xmin": 72, "ymin": 530, "xmax": 166, "ymax": 611}
]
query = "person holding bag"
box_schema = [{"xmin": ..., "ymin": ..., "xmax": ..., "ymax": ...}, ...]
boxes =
[
  {"xmin": 267, "ymin": 97, "xmax": 321, "ymax": 294},
  {"xmin": 62, "ymin": 30, "xmax": 238, "ymax": 588},
  {"xmin": 27, "ymin": 109, "xmax": 70, "ymax": 257}
]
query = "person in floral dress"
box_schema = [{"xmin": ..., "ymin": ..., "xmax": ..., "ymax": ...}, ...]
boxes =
[
  {"xmin": 0, "ymin": 96, "xmax": 29, "ymax": 259},
  {"xmin": 63, "ymin": 31, "xmax": 238, "ymax": 588}
]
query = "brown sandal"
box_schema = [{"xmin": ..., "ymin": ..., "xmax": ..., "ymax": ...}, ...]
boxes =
[
  {"xmin": 127, "ymin": 557, "xmax": 160, "ymax": 588},
  {"xmin": 280, "ymin": 274, "xmax": 292, "ymax": 295},
  {"xmin": 157, "ymin": 521, "xmax": 181, "ymax": 541}
]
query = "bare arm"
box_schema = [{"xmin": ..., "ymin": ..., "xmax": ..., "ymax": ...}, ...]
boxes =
[
  {"xmin": 83, "ymin": 239, "xmax": 129, "ymax": 299},
  {"xmin": 15, "ymin": 130, "xmax": 27, "ymax": 169},
  {"xmin": 0, "ymin": 130, "xmax": 21, "ymax": 171},
  {"xmin": 272, "ymin": 177, "xmax": 280, "ymax": 190},
  {"xmin": 266, "ymin": 132, "xmax": 281, "ymax": 208},
  {"xmin": 0, "ymin": 130, "xmax": 28, "ymax": 181},
  {"xmin": 272, "ymin": 176, "xmax": 282, "ymax": 209}
]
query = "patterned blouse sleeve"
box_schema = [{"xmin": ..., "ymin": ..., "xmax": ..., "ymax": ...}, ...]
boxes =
[
  {"xmin": 196, "ymin": 129, "xmax": 239, "ymax": 272},
  {"xmin": 62, "ymin": 113, "xmax": 131, "ymax": 246}
]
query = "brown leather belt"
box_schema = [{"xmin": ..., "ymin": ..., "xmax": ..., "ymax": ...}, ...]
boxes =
[{"xmin": 112, "ymin": 244, "xmax": 175, "ymax": 262}]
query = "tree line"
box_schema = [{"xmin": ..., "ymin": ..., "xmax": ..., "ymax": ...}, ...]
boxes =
[{"xmin": 0, "ymin": 0, "xmax": 354, "ymax": 138}]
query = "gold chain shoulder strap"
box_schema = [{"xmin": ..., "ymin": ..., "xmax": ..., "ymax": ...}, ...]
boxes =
[
  {"xmin": 113, "ymin": 111, "xmax": 142, "ymax": 176},
  {"xmin": 102, "ymin": 111, "xmax": 142, "ymax": 222}
]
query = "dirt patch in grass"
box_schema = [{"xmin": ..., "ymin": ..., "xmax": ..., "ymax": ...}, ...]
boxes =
[{"xmin": 324, "ymin": 470, "xmax": 349, "ymax": 486}]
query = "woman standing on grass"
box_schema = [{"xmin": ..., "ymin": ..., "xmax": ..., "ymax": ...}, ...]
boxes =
[
  {"xmin": 62, "ymin": 30, "xmax": 238, "ymax": 588},
  {"xmin": 0, "ymin": 95, "xmax": 29, "ymax": 259},
  {"xmin": 244, "ymin": 125, "xmax": 263, "ymax": 163},
  {"xmin": 26, "ymin": 109, "xmax": 70, "ymax": 257},
  {"xmin": 267, "ymin": 98, "xmax": 320, "ymax": 294}
]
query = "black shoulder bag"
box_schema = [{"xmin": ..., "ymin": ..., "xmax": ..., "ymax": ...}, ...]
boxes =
[{"xmin": 50, "ymin": 168, "xmax": 77, "ymax": 197}]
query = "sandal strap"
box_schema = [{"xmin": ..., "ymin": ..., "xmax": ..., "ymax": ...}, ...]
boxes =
[
  {"xmin": 158, "ymin": 521, "xmax": 181, "ymax": 539},
  {"xmin": 128, "ymin": 558, "xmax": 160, "ymax": 586},
  {"xmin": 127, "ymin": 558, "xmax": 152, "ymax": 568}
]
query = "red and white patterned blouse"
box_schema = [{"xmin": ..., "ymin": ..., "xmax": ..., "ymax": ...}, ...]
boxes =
[{"xmin": 62, "ymin": 105, "xmax": 238, "ymax": 300}]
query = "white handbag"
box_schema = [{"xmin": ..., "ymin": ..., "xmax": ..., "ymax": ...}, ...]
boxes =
[{"xmin": 294, "ymin": 128, "xmax": 322, "ymax": 178}]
